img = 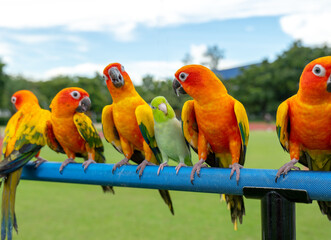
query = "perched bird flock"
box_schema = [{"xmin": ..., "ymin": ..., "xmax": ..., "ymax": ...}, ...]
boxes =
[{"xmin": 0, "ymin": 56, "xmax": 330, "ymax": 239}]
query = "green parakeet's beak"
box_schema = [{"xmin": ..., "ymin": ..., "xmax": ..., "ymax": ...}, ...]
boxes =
[{"xmin": 158, "ymin": 102, "xmax": 168, "ymax": 115}]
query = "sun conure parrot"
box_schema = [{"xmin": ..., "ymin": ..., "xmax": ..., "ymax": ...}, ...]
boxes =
[
  {"xmin": 102, "ymin": 63, "xmax": 174, "ymax": 214},
  {"xmin": 150, "ymin": 96, "xmax": 192, "ymax": 175},
  {"xmin": 1, "ymin": 90, "xmax": 51, "ymax": 240},
  {"xmin": 173, "ymin": 64, "xmax": 249, "ymax": 230},
  {"xmin": 276, "ymin": 56, "xmax": 331, "ymax": 220},
  {"xmin": 45, "ymin": 87, "xmax": 114, "ymax": 193}
]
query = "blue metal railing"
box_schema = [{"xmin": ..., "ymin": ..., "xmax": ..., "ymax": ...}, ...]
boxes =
[{"xmin": 21, "ymin": 162, "xmax": 331, "ymax": 201}]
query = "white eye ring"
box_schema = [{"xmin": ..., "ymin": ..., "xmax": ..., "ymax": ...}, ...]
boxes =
[
  {"xmin": 103, "ymin": 74, "xmax": 108, "ymax": 81},
  {"xmin": 70, "ymin": 91, "xmax": 81, "ymax": 100},
  {"xmin": 11, "ymin": 96, "xmax": 17, "ymax": 104},
  {"xmin": 312, "ymin": 64, "xmax": 326, "ymax": 77},
  {"xmin": 121, "ymin": 65, "xmax": 125, "ymax": 72},
  {"xmin": 179, "ymin": 72, "xmax": 188, "ymax": 82}
]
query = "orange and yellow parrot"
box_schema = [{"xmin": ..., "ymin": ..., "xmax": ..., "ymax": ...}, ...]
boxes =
[
  {"xmin": 102, "ymin": 63, "xmax": 174, "ymax": 214},
  {"xmin": 276, "ymin": 56, "xmax": 331, "ymax": 220},
  {"xmin": 1, "ymin": 90, "xmax": 50, "ymax": 240},
  {"xmin": 45, "ymin": 87, "xmax": 114, "ymax": 193},
  {"xmin": 173, "ymin": 64, "xmax": 249, "ymax": 229}
]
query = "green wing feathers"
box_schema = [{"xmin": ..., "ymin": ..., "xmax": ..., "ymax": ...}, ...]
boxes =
[
  {"xmin": 74, "ymin": 113, "xmax": 114, "ymax": 193},
  {"xmin": 1, "ymin": 109, "xmax": 50, "ymax": 176},
  {"xmin": 2, "ymin": 111, "xmax": 23, "ymax": 156},
  {"xmin": 135, "ymin": 105, "xmax": 162, "ymax": 164},
  {"xmin": 234, "ymin": 100, "xmax": 249, "ymax": 165},
  {"xmin": 74, "ymin": 113, "xmax": 103, "ymax": 151},
  {"xmin": 276, "ymin": 100, "xmax": 290, "ymax": 152}
]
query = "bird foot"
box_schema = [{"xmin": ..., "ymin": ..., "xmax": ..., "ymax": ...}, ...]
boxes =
[
  {"xmin": 190, "ymin": 159, "xmax": 208, "ymax": 184},
  {"xmin": 175, "ymin": 163, "xmax": 187, "ymax": 175},
  {"xmin": 59, "ymin": 158, "xmax": 76, "ymax": 173},
  {"xmin": 112, "ymin": 158, "xmax": 130, "ymax": 173},
  {"xmin": 34, "ymin": 156, "xmax": 48, "ymax": 168},
  {"xmin": 275, "ymin": 158, "xmax": 299, "ymax": 182},
  {"xmin": 136, "ymin": 159, "xmax": 155, "ymax": 178},
  {"xmin": 157, "ymin": 162, "xmax": 169, "ymax": 176},
  {"xmin": 82, "ymin": 159, "xmax": 96, "ymax": 171},
  {"xmin": 229, "ymin": 163, "xmax": 243, "ymax": 185}
]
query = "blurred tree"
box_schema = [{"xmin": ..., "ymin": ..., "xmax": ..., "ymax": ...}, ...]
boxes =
[
  {"xmin": 136, "ymin": 75, "xmax": 191, "ymax": 115},
  {"xmin": 203, "ymin": 45, "xmax": 224, "ymax": 69},
  {"xmin": 227, "ymin": 41, "xmax": 331, "ymax": 120},
  {"xmin": 0, "ymin": 59, "xmax": 9, "ymax": 108}
]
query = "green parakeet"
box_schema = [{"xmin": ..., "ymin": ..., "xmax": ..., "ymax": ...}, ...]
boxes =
[{"xmin": 150, "ymin": 96, "xmax": 192, "ymax": 175}]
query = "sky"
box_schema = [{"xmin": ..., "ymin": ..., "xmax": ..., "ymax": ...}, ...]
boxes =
[{"xmin": 0, "ymin": 0, "xmax": 330, "ymax": 84}]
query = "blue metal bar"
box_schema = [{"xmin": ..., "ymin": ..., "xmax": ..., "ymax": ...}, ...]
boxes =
[{"xmin": 21, "ymin": 162, "xmax": 331, "ymax": 201}]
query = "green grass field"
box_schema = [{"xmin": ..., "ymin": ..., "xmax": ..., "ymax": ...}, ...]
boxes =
[{"xmin": 12, "ymin": 131, "xmax": 331, "ymax": 239}]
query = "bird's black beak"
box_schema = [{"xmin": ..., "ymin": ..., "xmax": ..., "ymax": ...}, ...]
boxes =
[
  {"xmin": 327, "ymin": 75, "xmax": 331, "ymax": 93},
  {"xmin": 173, "ymin": 78, "xmax": 186, "ymax": 96},
  {"xmin": 76, "ymin": 97, "xmax": 91, "ymax": 113},
  {"xmin": 109, "ymin": 67, "xmax": 125, "ymax": 88},
  {"xmin": 12, "ymin": 104, "xmax": 17, "ymax": 112}
]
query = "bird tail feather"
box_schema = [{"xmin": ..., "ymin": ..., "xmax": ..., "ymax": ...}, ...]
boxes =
[
  {"xmin": 94, "ymin": 150, "xmax": 115, "ymax": 194},
  {"xmin": 1, "ymin": 169, "xmax": 22, "ymax": 240},
  {"xmin": 158, "ymin": 190, "xmax": 174, "ymax": 215},
  {"xmin": 317, "ymin": 201, "xmax": 331, "ymax": 221},
  {"xmin": 224, "ymin": 194, "xmax": 245, "ymax": 230}
]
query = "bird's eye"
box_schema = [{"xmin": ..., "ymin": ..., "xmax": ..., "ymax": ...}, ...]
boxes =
[
  {"xmin": 179, "ymin": 72, "xmax": 188, "ymax": 82},
  {"xmin": 70, "ymin": 91, "xmax": 81, "ymax": 100},
  {"xmin": 121, "ymin": 65, "xmax": 125, "ymax": 72},
  {"xmin": 11, "ymin": 96, "xmax": 16, "ymax": 104},
  {"xmin": 149, "ymin": 104, "xmax": 156, "ymax": 110},
  {"xmin": 103, "ymin": 74, "xmax": 108, "ymax": 82},
  {"xmin": 312, "ymin": 64, "xmax": 326, "ymax": 77}
]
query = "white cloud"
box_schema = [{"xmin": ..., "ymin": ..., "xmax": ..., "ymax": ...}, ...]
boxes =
[
  {"xmin": 189, "ymin": 44, "xmax": 208, "ymax": 65},
  {"xmin": 43, "ymin": 63, "xmax": 103, "ymax": 79},
  {"xmin": 9, "ymin": 34, "xmax": 54, "ymax": 44},
  {"xmin": 0, "ymin": 41, "xmax": 13, "ymax": 65},
  {"xmin": 280, "ymin": 12, "xmax": 331, "ymax": 45},
  {"xmin": 1, "ymin": 0, "xmax": 331, "ymax": 44}
]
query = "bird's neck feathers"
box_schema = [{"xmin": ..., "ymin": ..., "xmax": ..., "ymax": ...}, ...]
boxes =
[
  {"xmin": 20, "ymin": 101, "xmax": 41, "ymax": 112},
  {"xmin": 50, "ymin": 98, "xmax": 76, "ymax": 118},
  {"xmin": 298, "ymin": 77, "xmax": 331, "ymax": 105},
  {"xmin": 188, "ymin": 76, "xmax": 228, "ymax": 105},
  {"xmin": 106, "ymin": 78, "xmax": 140, "ymax": 103}
]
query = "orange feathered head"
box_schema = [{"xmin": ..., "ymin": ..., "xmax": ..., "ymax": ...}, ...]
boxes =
[
  {"xmin": 102, "ymin": 63, "xmax": 135, "ymax": 96},
  {"xmin": 50, "ymin": 87, "xmax": 91, "ymax": 116},
  {"xmin": 11, "ymin": 90, "xmax": 39, "ymax": 111},
  {"xmin": 299, "ymin": 56, "xmax": 331, "ymax": 100},
  {"xmin": 173, "ymin": 64, "xmax": 227, "ymax": 100}
]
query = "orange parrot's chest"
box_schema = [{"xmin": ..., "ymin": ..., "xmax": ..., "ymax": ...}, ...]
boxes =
[
  {"xmin": 51, "ymin": 116, "xmax": 86, "ymax": 154},
  {"xmin": 194, "ymin": 99, "xmax": 240, "ymax": 153},
  {"xmin": 289, "ymin": 99, "xmax": 331, "ymax": 150},
  {"xmin": 112, "ymin": 98, "xmax": 145, "ymax": 150}
]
